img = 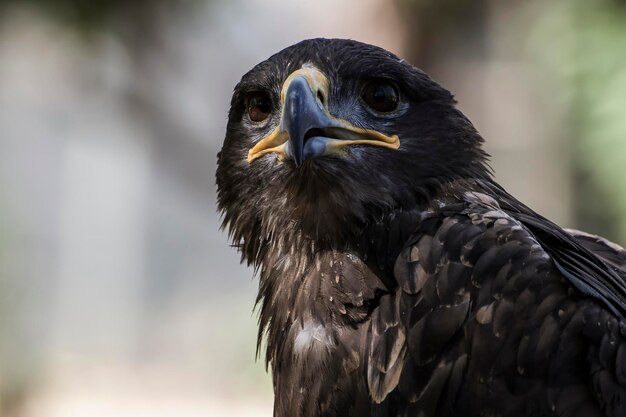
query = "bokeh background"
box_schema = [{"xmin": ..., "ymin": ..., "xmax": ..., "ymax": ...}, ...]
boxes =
[{"xmin": 0, "ymin": 0, "xmax": 625, "ymax": 415}]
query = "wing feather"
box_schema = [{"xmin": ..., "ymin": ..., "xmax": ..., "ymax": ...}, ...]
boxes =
[{"xmin": 365, "ymin": 187, "xmax": 626, "ymax": 416}]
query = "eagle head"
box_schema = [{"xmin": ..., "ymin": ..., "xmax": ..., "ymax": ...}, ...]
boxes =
[{"xmin": 216, "ymin": 38, "xmax": 489, "ymax": 264}]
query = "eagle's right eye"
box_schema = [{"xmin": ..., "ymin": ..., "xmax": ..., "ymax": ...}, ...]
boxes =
[{"xmin": 246, "ymin": 92, "xmax": 272, "ymax": 122}]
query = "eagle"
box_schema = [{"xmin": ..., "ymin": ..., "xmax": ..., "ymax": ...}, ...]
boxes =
[{"xmin": 216, "ymin": 39, "xmax": 626, "ymax": 417}]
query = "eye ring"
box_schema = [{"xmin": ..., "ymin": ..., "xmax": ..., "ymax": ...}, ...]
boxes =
[
  {"xmin": 361, "ymin": 79, "xmax": 400, "ymax": 113},
  {"xmin": 246, "ymin": 91, "xmax": 272, "ymax": 122}
]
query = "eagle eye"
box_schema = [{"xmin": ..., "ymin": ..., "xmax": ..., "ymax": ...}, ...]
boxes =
[
  {"xmin": 361, "ymin": 79, "xmax": 399, "ymax": 113},
  {"xmin": 246, "ymin": 92, "xmax": 272, "ymax": 122}
]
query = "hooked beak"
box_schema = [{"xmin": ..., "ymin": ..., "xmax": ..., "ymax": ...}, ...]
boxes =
[{"xmin": 247, "ymin": 65, "xmax": 400, "ymax": 165}]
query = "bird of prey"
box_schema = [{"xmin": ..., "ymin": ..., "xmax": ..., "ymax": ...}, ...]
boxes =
[{"xmin": 216, "ymin": 39, "xmax": 626, "ymax": 417}]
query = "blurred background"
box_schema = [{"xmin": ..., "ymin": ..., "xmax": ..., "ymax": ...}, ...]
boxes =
[{"xmin": 0, "ymin": 0, "xmax": 625, "ymax": 415}]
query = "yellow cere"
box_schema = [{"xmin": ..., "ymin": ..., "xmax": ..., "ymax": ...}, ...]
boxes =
[{"xmin": 280, "ymin": 64, "xmax": 330, "ymax": 106}]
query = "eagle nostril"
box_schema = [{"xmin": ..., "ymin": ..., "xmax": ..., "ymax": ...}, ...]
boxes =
[{"xmin": 317, "ymin": 90, "xmax": 325, "ymax": 105}]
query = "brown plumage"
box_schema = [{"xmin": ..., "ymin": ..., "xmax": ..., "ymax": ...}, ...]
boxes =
[{"xmin": 216, "ymin": 38, "xmax": 626, "ymax": 416}]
